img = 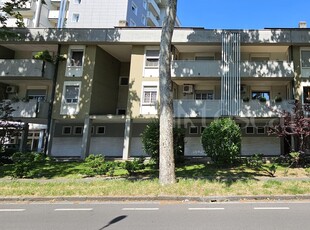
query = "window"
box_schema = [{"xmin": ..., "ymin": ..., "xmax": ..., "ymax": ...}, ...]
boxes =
[
  {"xmin": 246, "ymin": 127, "xmax": 254, "ymax": 134},
  {"xmin": 74, "ymin": 0, "xmax": 81, "ymax": 3},
  {"xmin": 119, "ymin": 77, "xmax": 129, "ymax": 86},
  {"xmin": 145, "ymin": 50, "xmax": 159, "ymax": 68},
  {"xmin": 195, "ymin": 91, "xmax": 213, "ymax": 100},
  {"xmin": 304, "ymin": 87, "xmax": 310, "ymax": 103},
  {"xmin": 195, "ymin": 56, "xmax": 215, "ymax": 60},
  {"xmin": 200, "ymin": 126, "xmax": 207, "ymax": 134},
  {"xmin": 26, "ymin": 89, "xmax": 46, "ymax": 101},
  {"xmin": 189, "ymin": 126, "xmax": 198, "ymax": 134},
  {"xmin": 62, "ymin": 126, "xmax": 72, "ymax": 135},
  {"xmin": 301, "ymin": 50, "xmax": 310, "ymax": 68},
  {"xmin": 129, "ymin": 19, "xmax": 136, "ymax": 27},
  {"xmin": 143, "ymin": 0, "xmax": 147, "ymax": 9},
  {"xmin": 96, "ymin": 126, "xmax": 105, "ymax": 134},
  {"xmin": 141, "ymin": 15, "xmax": 146, "ymax": 26},
  {"xmin": 117, "ymin": 109, "xmax": 126, "ymax": 115},
  {"xmin": 257, "ymin": 126, "xmax": 265, "ymax": 134},
  {"xmin": 131, "ymin": 2, "xmax": 138, "ymax": 15},
  {"xmin": 73, "ymin": 126, "xmax": 83, "ymax": 135},
  {"xmin": 69, "ymin": 50, "xmax": 83, "ymax": 67},
  {"xmin": 64, "ymin": 85, "xmax": 79, "ymax": 103},
  {"xmin": 142, "ymin": 86, "xmax": 157, "ymax": 105},
  {"xmin": 72, "ymin": 13, "xmax": 80, "ymax": 23},
  {"xmin": 252, "ymin": 91, "xmax": 270, "ymax": 100}
]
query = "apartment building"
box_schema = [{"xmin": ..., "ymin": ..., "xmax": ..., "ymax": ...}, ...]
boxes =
[
  {"xmin": 1, "ymin": 0, "xmax": 178, "ymax": 28},
  {"xmin": 0, "ymin": 26, "xmax": 309, "ymax": 157}
]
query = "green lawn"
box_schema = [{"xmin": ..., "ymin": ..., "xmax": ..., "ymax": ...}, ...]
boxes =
[{"xmin": 0, "ymin": 160, "xmax": 310, "ymax": 197}]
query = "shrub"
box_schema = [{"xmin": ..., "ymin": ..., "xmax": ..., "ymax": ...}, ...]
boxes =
[
  {"xmin": 12, "ymin": 152, "xmax": 46, "ymax": 178},
  {"xmin": 82, "ymin": 154, "xmax": 119, "ymax": 177},
  {"xmin": 141, "ymin": 120, "xmax": 185, "ymax": 166},
  {"xmin": 123, "ymin": 157, "xmax": 145, "ymax": 176},
  {"xmin": 201, "ymin": 118, "xmax": 241, "ymax": 166}
]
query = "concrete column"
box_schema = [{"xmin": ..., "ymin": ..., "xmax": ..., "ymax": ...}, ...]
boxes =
[
  {"xmin": 122, "ymin": 117, "xmax": 132, "ymax": 160},
  {"xmin": 19, "ymin": 123, "xmax": 29, "ymax": 153},
  {"xmin": 37, "ymin": 129, "xmax": 45, "ymax": 152},
  {"xmin": 34, "ymin": 0, "xmax": 43, "ymax": 28},
  {"xmin": 46, "ymin": 119, "xmax": 55, "ymax": 156},
  {"xmin": 81, "ymin": 116, "xmax": 92, "ymax": 160}
]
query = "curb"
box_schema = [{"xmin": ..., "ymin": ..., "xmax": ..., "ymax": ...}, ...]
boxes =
[{"xmin": 1, "ymin": 195, "xmax": 310, "ymax": 203}]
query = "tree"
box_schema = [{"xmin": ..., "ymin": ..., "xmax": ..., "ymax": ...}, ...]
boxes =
[
  {"xmin": 0, "ymin": 101, "xmax": 23, "ymax": 152},
  {"xmin": 268, "ymin": 101, "xmax": 310, "ymax": 154},
  {"xmin": 159, "ymin": 0, "xmax": 178, "ymax": 185},
  {"xmin": 201, "ymin": 118, "xmax": 241, "ymax": 166}
]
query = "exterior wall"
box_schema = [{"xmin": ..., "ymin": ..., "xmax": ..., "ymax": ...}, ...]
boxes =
[
  {"xmin": 90, "ymin": 47, "xmax": 120, "ymax": 115},
  {"xmin": 53, "ymin": 45, "xmax": 96, "ymax": 120},
  {"xmin": 126, "ymin": 0, "xmax": 148, "ymax": 26},
  {"xmin": 0, "ymin": 46, "xmax": 14, "ymax": 58},
  {"xmin": 117, "ymin": 63, "xmax": 131, "ymax": 111},
  {"xmin": 66, "ymin": 0, "xmax": 129, "ymax": 28},
  {"xmin": 292, "ymin": 46, "xmax": 302, "ymax": 99}
]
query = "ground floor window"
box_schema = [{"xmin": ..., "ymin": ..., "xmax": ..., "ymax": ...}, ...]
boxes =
[{"xmin": 251, "ymin": 91, "xmax": 270, "ymax": 100}]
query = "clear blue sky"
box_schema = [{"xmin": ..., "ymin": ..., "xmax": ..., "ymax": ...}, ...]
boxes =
[{"xmin": 177, "ymin": 0, "xmax": 310, "ymax": 29}]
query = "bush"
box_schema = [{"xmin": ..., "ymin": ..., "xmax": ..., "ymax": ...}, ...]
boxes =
[
  {"xmin": 82, "ymin": 154, "xmax": 119, "ymax": 177},
  {"xmin": 12, "ymin": 152, "xmax": 46, "ymax": 178},
  {"xmin": 201, "ymin": 118, "xmax": 241, "ymax": 166},
  {"xmin": 123, "ymin": 157, "xmax": 145, "ymax": 176},
  {"xmin": 141, "ymin": 120, "xmax": 185, "ymax": 166}
]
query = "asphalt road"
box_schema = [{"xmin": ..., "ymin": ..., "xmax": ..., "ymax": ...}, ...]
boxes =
[{"xmin": 0, "ymin": 201, "xmax": 310, "ymax": 230}]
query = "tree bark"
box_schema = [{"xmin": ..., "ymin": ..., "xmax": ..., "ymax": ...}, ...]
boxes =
[{"xmin": 159, "ymin": 0, "xmax": 177, "ymax": 185}]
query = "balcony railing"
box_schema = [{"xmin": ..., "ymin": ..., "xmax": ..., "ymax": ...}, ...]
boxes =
[
  {"xmin": 171, "ymin": 60, "xmax": 294, "ymax": 78},
  {"xmin": 148, "ymin": 0, "xmax": 160, "ymax": 17},
  {"xmin": 48, "ymin": 10, "xmax": 60, "ymax": 20},
  {"xmin": 10, "ymin": 100, "xmax": 49, "ymax": 119},
  {"xmin": 173, "ymin": 99, "xmax": 294, "ymax": 118},
  {"xmin": 147, "ymin": 11, "xmax": 159, "ymax": 27},
  {"xmin": 0, "ymin": 59, "xmax": 54, "ymax": 79}
]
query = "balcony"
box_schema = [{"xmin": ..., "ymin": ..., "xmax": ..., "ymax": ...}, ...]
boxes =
[
  {"xmin": 240, "ymin": 61, "xmax": 294, "ymax": 78},
  {"xmin": 173, "ymin": 99, "xmax": 294, "ymax": 118},
  {"xmin": 171, "ymin": 60, "xmax": 294, "ymax": 78},
  {"xmin": 148, "ymin": 0, "xmax": 160, "ymax": 17},
  {"xmin": 48, "ymin": 10, "xmax": 60, "ymax": 21},
  {"xmin": 0, "ymin": 59, "xmax": 54, "ymax": 79},
  {"xmin": 147, "ymin": 11, "xmax": 159, "ymax": 27},
  {"xmin": 8, "ymin": 100, "xmax": 49, "ymax": 119},
  {"xmin": 17, "ymin": 2, "xmax": 36, "ymax": 17},
  {"xmin": 171, "ymin": 60, "xmax": 221, "ymax": 77}
]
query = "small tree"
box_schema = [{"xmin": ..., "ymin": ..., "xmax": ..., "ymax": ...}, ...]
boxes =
[
  {"xmin": 141, "ymin": 120, "xmax": 185, "ymax": 167},
  {"xmin": 268, "ymin": 101, "xmax": 310, "ymax": 154},
  {"xmin": 0, "ymin": 101, "xmax": 23, "ymax": 152},
  {"xmin": 201, "ymin": 118, "xmax": 241, "ymax": 166}
]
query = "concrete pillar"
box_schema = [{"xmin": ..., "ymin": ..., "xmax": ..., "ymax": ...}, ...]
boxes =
[
  {"xmin": 81, "ymin": 116, "xmax": 92, "ymax": 160},
  {"xmin": 34, "ymin": 0, "xmax": 43, "ymax": 28},
  {"xmin": 19, "ymin": 123, "xmax": 29, "ymax": 153},
  {"xmin": 122, "ymin": 117, "xmax": 132, "ymax": 160},
  {"xmin": 37, "ymin": 129, "xmax": 45, "ymax": 152},
  {"xmin": 46, "ymin": 119, "xmax": 55, "ymax": 156}
]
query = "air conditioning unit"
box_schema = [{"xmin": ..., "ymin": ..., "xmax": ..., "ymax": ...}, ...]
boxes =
[
  {"xmin": 183, "ymin": 84, "xmax": 194, "ymax": 94},
  {"xmin": 6, "ymin": 86, "xmax": 18, "ymax": 94}
]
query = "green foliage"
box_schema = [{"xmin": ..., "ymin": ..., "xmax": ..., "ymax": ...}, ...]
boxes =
[
  {"xmin": 245, "ymin": 154, "xmax": 277, "ymax": 177},
  {"xmin": 11, "ymin": 152, "xmax": 46, "ymax": 178},
  {"xmin": 82, "ymin": 154, "xmax": 119, "ymax": 177},
  {"xmin": 33, "ymin": 50, "xmax": 53, "ymax": 63},
  {"xmin": 123, "ymin": 157, "xmax": 145, "ymax": 176},
  {"xmin": 141, "ymin": 120, "xmax": 185, "ymax": 166},
  {"xmin": 201, "ymin": 118, "xmax": 241, "ymax": 166}
]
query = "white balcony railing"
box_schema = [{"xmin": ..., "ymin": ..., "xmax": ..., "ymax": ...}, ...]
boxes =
[
  {"xmin": 171, "ymin": 60, "xmax": 221, "ymax": 77},
  {"xmin": 171, "ymin": 60, "xmax": 294, "ymax": 78},
  {"xmin": 173, "ymin": 99, "xmax": 294, "ymax": 118},
  {"xmin": 148, "ymin": 0, "xmax": 160, "ymax": 17},
  {"xmin": 147, "ymin": 11, "xmax": 159, "ymax": 27},
  {"xmin": 10, "ymin": 100, "xmax": 49, "ymax": 119},
  {"xmin": 0, "ymin": 59, "xmax": 54, "ymax": 79}
]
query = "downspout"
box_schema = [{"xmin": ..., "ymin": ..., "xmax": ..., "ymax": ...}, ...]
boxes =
[
  {"xmin": 44, "ymin": 44, "xmax": 61, "ymax": 155},
  {"xmin": 34, "ymin": 0, "xmax": 43, "ymax": 28}
]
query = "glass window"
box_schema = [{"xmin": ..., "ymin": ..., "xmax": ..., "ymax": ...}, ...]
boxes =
[
  {"xmin": 96, "ymin": 126, "xmax": 105, "ymax": 134},
  {"xmin": 70, "ymin": 50, "xmax": 83, "ymax": 67},
  {"xmin": 74, "ymin": 0, "xmax": 81, "ymax": 3},
  {"xmin": 26, "ymin": 89, "xmax": 46, "ymax": 101},
  {"xmin": 145, "ymin": 50, "xmax": 159, "ymax": 68},
  {"xmin": 246, "ymin": 127, "xmax": 254, "ymax": 134},
  {"xmin": 304, "ymin": 87, "xmax": 310, "ymax": 103},
  {"xmin": 131, "ymin": 2, "xmax": 138, "ymax": 15},
  {"xmin": 257, "ymin": 127, "xmax": 265, "ymax": 134},
  {"xmin": 120, "ymin": 77, "xmax": 129, "ymax": 86},
  {"xmin": 143, "ymin": 86, "xmax": 157, "ymax": 105},
  {"xmin": 143, "ymin": 0, "xmax": 147, "ymax": 9},
  {"xmin": 74, "ymin": 126, "xmax": 83, "ymax": 135},
  {"xmin": 195, "ymin": 91, "xmax": 213, "ymax": 100},
  {"xmin": 72, "ymin": 13, "xmax": 80, "ymax": 22},
  {"xmin": 62, "ymin": 126, "xmax": 72, "ymax": 135},
  {"xmin": 65, "ymin": 85, "xmax": 79, "ymax": 103},
  {"xmin": 251, "ymin": 91, "xmax": 270, "ymax": 100},
  {"xmin": 301, "ymin": 50, "xmax": 310, "ymax": 68},
  {"xmin": 189, "ymin": 126, "xmax": 198, "ymax": 134}
]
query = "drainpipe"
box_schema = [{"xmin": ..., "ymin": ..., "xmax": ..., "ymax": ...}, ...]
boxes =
[
  {"xmin": 33, "ymin": 0, "xmax": 43, "ymax": 28},
  {"xmin": 57, "ymin": 0, "xmax": 67, "ymax": 28},
  {"xmin": 44, "ymin": 44, "xmax": 61, "ymax": 155}
]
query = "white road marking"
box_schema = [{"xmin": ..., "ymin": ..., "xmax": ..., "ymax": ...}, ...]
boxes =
[
  {"xmin": 54, "ymin": 208, "xmax": 93, "ymax": 211},
  {"xmin": 254, "ymin": 207, "xmax": 290, "ymax": 210},
  {"xmin": 0, "ymin": 209, "xmax": 25, "ymax": 212},
  {"xmin": 188, "ymin": 208, "xmax": 225, "ymax": 211},
  {"xmin": 122, "ymin": 208, "xmax": 159, "ymax": 211}
]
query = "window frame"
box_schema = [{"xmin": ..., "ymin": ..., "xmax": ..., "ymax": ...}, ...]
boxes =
[
  {"xmin": 131, "ymin": 1, "xmax": 138, "ymax": 15},
  {"xmin": 68, "ymin": 49, "xmax": 84, "ymax": 68},
  {"xmin": 189, "ymin": 126, "xmax": 199, "ymax": 134},
  {"xmin": 71, "ymin": 13, "xmax": 80, "ymax": 23},
  {"xmin": 257, "ymin": 126, "xmax": 265, "ymax": 135},
  {"xmin": 301, "ymin": 50, "xmax": 310, "ymax": 68},
  {"xmin": 246, "ymin": 126, "xmax": 255, "ymax": 134},
  {"xmin": 142, "ymin": 85, "xmax": 157, "ymax": 105},
  {"xmin": 145, "ymin": 50, "xmax": 160, "ymax": 68},
  {"xmin": 62, "ymin": 126, "xmax": 72, "ymax": 135},
  {"xmin": 119, "ymin": 77, "xmax": 129, "ymax": 86},
  {"xmin": 73, "ymin": 126, "xmax": 83, "ymax": 135},
  {"xmin": 96, "ymin": 126, "xmax": 106, "ymax": 135}
]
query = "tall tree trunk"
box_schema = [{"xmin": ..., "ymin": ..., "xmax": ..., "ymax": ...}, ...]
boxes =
[{"xmin": 159, "ymin": 0, "xmax": 177, "ymax": 185}]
